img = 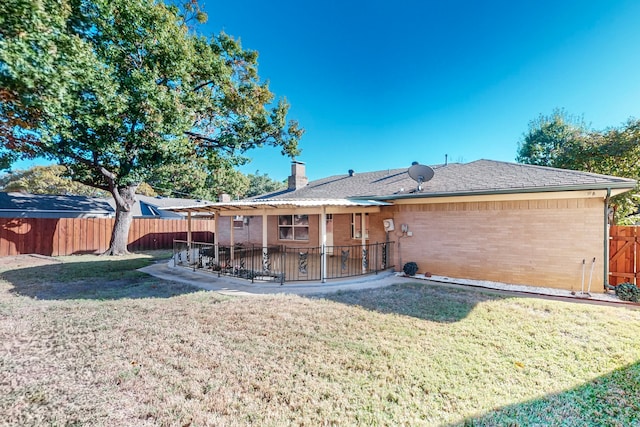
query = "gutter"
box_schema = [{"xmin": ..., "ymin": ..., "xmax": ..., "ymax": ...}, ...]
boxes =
[{"xmin": 355, "ymin": 181, "xmax": 637, "ymax": 201}]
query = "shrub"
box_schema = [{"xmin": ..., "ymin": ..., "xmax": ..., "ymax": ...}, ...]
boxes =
[
  {"xmin": 403, "ymin": 262, "xmax": 419, "ymax": 276},
  {"xmin": 615, "ymin": 282, "xmax": 640, "ymax": 302}
]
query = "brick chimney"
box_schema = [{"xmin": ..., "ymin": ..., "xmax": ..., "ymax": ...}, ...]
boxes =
[
  {"xmin": 287, "ymin": 161, "xmax": 308, "ymax": 190},
  {"xmin": 218, "ymin": 193, "xmax": 231, "ymax": 202}
]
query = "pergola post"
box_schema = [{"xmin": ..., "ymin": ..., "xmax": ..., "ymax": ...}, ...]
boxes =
[
  {"xmin": 361, "ymin": 211, "xmax": 367, "ymax": 273},
  {"xmin": 213, "ymin": 211, "xmax": 219, "ymax": 262},
  {"xmin": 186, "ymin": 211, "xmax": 193, "ymax": 264},
  {"xmin": 262, "ymin": 211, "xmax": 268, "ymax": 271},
  {"xmin": 320, "ymin": 207, "xmax": 327, "ymax": 283},
  {"xmin": 230, "ymin": 216, "xmax": 235, "ymax": 263}
]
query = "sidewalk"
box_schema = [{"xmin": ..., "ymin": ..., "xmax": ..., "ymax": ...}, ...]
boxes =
[{"xmin": 138, "ymin": 261, "xmax": 405, "ymax": 296}]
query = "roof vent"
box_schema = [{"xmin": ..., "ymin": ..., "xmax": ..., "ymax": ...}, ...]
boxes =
[{"xmin": 348, "ymin": 169, "xmax": 355, "ymax": 176}]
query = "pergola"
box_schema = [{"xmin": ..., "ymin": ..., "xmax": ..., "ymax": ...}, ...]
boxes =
[{"xmin": 162, "ymin": 198, "xmax": 391, "ymax": 281}]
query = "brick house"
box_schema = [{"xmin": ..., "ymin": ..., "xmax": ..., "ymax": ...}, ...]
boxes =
[{"xmin": 168, "ymin": 160, "xmax": 636, "ymax": 292}]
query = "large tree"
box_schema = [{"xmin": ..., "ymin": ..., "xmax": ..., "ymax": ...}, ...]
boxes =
[
  {"xmin": 245, "ymin": 170, "xmax": 286, "ymax": 197},
  {"xmin": 516, "ymin": 108, "xmax": 588, "ymax": 166},
  {"xmin": 517, "ymin": 111, "xmax": 639, "ymax": 223},
  {"xmin": 1, "ymin": 0, "xmax": 303, "ymax": 254},
  {"xmin": 554, "ymin": 119, "xmax": 640, "ymax": 223},
  {"xmin": 148, "ymin": 157, "xmax": 249, "ymax": 201},
  {"xmin": 0, "ymin": 164, "xmax": 108, "ymax": 196}
]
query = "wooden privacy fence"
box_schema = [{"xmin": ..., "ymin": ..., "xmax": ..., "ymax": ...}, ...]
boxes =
[
  {"xmin": 609, "ymin": 225, "xmax": 640, "ymax": 286},
  {"xmin": 0, "ymin": 217, "xmax": 215, "ymax": 257}
]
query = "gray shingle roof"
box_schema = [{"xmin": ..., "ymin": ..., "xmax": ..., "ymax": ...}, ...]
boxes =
[
  {"xmin": 0, "ymin": 192, "xmax": 114, "ymax": 217},
  {"xmin": 254, "ymin": 160, "xmax": 637, "ymax": 201},
  {"xmin": 104, "ymin": 195, "xmax": 213, "ymax": 218}
]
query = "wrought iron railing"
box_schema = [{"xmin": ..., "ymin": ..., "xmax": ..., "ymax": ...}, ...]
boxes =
[{"xmin": 172, "ymin": 240, "xmax": 395, "ymax": 284}]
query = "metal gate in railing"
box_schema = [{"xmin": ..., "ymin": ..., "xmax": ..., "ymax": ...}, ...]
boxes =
[{"xmin": 172, "ymin": 240, "xmax": 395, "ymax": 284}]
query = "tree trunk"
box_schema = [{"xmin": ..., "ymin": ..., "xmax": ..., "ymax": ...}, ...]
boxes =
[{"xmin": 104, "ymin": 185, "xmax": 137, "ymax": 256}]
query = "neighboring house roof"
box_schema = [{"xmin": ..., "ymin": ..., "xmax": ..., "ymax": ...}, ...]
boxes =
[
  {"xmin": 105, "ymin": 195, "xmax": 214, "ymax": 218},
  {"xmin": 0, "ymin": 192, "xmax": 115, "ymax": 218},
  {"xmin": 257, "ymin": 160, "xmax": 637, "ymax": 201}
]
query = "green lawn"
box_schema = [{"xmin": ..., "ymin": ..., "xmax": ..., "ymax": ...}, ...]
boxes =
[{"xmin": 1, "ymin": 253, "xmax": 639, "ymax": 426}]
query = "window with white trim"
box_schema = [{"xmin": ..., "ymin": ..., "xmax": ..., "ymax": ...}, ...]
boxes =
[{"xmin": 278, "ymin": 215, "xmax": 309, "ymax": 241}]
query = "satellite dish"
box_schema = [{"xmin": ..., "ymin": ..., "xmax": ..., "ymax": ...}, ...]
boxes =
[{"xmin": 407, "ymin": 163, "xmax": 434, "ymax": 191}]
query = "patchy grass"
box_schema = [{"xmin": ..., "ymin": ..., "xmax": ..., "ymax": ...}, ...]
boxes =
[
  {"xmin": 0, "ymin": 251, "xmax": 195, "ymax": 301},
  {"xmin": 1, "ymin": 255, "xmax": 639, "ymax": 426}
]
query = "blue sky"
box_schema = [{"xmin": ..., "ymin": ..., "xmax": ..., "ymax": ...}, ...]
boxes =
[
  {"xmin": 11, "ymin": 0, "xmax": 640, "ymax": 183},
  {"xmin": 203, "ymin": 0, "xmax": 640, "ymax": 181}
]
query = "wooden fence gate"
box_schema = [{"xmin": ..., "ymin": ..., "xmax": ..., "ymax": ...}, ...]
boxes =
[{"xmin": 609, "ymin": 225, "xmax": 640, "ymax": 286}]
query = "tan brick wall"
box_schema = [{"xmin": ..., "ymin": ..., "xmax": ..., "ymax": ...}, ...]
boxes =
[
  {"xmin": 216, "ymin": 216, "xmax": 265, "ymax": 246},
  {"xmin": 331, "ymin": 214, "xmax": 352, "ymax": 247},
  {"xmin": 330, "ymin": 213, "xmax": 389, "ymax": 247},
  {"xmin": 385, "ymin": 198, "xmax": 605, "ymax": 292},
  {"xmin": 217, "ymin": 215, "xmax": 321, "ymax": 248}
]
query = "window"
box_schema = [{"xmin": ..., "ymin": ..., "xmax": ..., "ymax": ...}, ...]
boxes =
[
  {"xmin": 351, "ymin": 213, "xmax": 369, "ymax": 239},
  {"xmin": 233, "ymin": 216, "xmax": 244, "ymax": 229},
  {"xmin": 279, "ymin": 214, "xmax": 309, "ymax": 241}
]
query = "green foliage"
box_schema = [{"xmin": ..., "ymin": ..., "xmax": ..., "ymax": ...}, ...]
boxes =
[
  {"xmin": 1, "ymin": 0, "xmax": 302, "ymax": 252},
  {"xmin": 0, "ymin": 152, "xmax": 12, "ymax": 171},
  {"xmin": 149, "ymin": 158, "xmax": 249, "ymax": 200},
  {"xmin": 135, "ymin": 182, "xmax": 157, "ymax": 197},
  {"xmin": 0, "ymin": 165, "xmax": 108, "ymax": 196},
  {"xmin": 245, "ymin": 170, "xmax": 286, "ymax": 197},
  {"xmin": 614, "ymin": 282, "xmax": 640, "ymax": 302},
  {"xmin": 0, "ymin": 0, "xmax": 302, "ymax": 193},
  {"xmin": 402, "ymin": 262, "xmax": 418, "ymax": 276},
  {"xmin": 517, "ymin": 110, "xmax": 640, "ymax": 223},
  {"xmin": 556, "ymin": 119, "xmax": 640, "ymax": 223},
  {"xmin": 516, "ymin": 108, "xmax": 588, "ymax": 166}
]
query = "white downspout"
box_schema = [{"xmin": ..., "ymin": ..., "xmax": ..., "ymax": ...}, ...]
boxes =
[{"xmin": 604, "ymin": 188, "xmax": 612, "ymax": 290}]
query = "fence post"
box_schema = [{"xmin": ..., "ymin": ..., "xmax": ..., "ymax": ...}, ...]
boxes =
[
  {"xmin": 192, "ymin": 242, "xmax": 197, "ymax": 272},
  {"xmin": 216, "ymin": 245, "xmax": 221, "ymax": 278},
  {"xmin": 375, "ymin": 242, "xmax": 378, "ymax": 275},
  {"xmin": 321, "ymin": 244, "xmax": 326, "ymax": 283},
  {"xmin": 251, "ymin": 244, "xmax": 255, "ymax": 284},
  {"xmin": 214, "ymin": 243, "xmax": 219, "ymax": 274},
  {"xmin": 280, "ymin": 248, "xmax": 285, "ymax": 285}
]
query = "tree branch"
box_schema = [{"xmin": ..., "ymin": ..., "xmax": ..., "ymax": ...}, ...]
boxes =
[
  {"xmin": 193, "ymin": 80, "xmax": 215, "ymax": 91},
  {"xmin": 62, "ymin": 150, "xmax": 127, "ymax": 206}
]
